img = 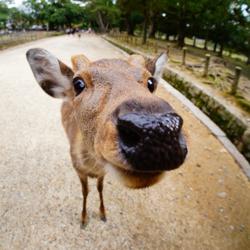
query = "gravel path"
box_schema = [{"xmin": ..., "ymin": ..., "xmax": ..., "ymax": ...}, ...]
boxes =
[{"xmin": 0, "ymin": 35, "xmax": 249, "ymax": 250}]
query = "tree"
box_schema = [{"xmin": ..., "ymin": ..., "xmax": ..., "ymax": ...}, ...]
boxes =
[
  {"xmin": 46, "ymin": 0, "xmax": 85, "ymax": 29},
  {"xmin": 79, "ymin": 0, "xmax": 120, "ymax": 32},
  {"xmin": 117, "ymin": 0, "xmax": 163, "ymax": 43},
  {"xmin": 204, "ymin": 0, "xmax": 249, "ymax": 57},
  {"xmin": 136, "ymin": 0, "xmax": 165, "ymax": 44},
  {"xmin": 162, "ymin": 0, "xmax": 212, "ymax": 47},
  {"xmin": 148, "ymin": 0, "xmax": 166, "ymax": 38},
  {"xmin": 117, "ymin": 0, "xmax": 143, "ymax": 35},
  {"xmin": 229, "ymin": 1, "xmax": 250, "ymax": 63},
  {"xmin": 8, "ymin": 7, "xmax": 30, "ymax": 30},
  {"xmin": 24, "ymin": 0, "xmax": 48, "ymax": 27},
  {"xmin": 0, "ymin": 0, "xmax": 10, "ymax": 29},
  {"xmin": 24, "ymin": 0, "xmax": 85, "ymax": 30},
  {"xmin": 1, "ymin": 0, "xmax": 249, "ymax": 63}
]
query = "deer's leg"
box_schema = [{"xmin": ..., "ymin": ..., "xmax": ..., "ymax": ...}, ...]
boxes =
[
  {"xmin": 79, "ymin": 175, "xmax": 88, "ymax": 227},
  {"xmin": 97, "ymin": 176, "xmax": 106, "ymax": 221}
]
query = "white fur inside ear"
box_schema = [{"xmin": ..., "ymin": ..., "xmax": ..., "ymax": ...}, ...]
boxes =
[
  {"xmin": 154, "ymin": 53, "xmax": 167, "ymax": 80},
  {"xmin": 51, "ymin": 86, "xmax": 66, "ymax": 98}
]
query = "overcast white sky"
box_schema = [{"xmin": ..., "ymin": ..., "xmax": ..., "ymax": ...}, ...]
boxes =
[{"xmin": 8, "ymin": 0, "xmax": 23, "ymax": 7}]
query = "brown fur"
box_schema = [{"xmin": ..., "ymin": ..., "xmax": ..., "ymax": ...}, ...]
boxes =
[
  {"xmin": 26, "ymin": 49, "xmax": 178, "ymax": 226},
  {"xmin": 61, "ymin": 58, "xmax": 167, "ymax": 225}
]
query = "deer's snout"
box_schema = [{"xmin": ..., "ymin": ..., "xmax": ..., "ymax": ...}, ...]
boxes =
[{"xmin": 117, "ymin": 112, "xmax": 187, "ymax": 172}]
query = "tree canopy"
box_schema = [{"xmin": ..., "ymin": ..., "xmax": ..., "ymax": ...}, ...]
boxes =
[{"xmin": 0, "ymin": 0, "xmax": 249, "ymax": 62}]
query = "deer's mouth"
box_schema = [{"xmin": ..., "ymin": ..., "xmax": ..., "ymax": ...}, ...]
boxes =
[{"xmin": 105, "ymin": 163, "xmax": 165, "ymax": 189}]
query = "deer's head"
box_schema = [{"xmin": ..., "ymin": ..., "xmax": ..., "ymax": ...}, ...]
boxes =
[{"xmin": 26, "ymin": 48, "xmax": 187, "ymax": 188}]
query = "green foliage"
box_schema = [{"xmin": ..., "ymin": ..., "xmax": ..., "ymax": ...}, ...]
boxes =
[
  {"xmin": 0, "ymin": 1, "xmax": 10, "ymax": 28},
  {"xmin": 117, "ymin": 0, "xmax": 143, "ymax": 35},
  {"xmin": 24, "ymin": 0, "xmax": 85, "ymax": 29},
  {"xmin": 80, "ymin": 0, "xmax": 120, "ymax": 32},
  {"xmin": 0, "ymin": 0, "xmax": 249, "ymax": 61},
  {"xmin": 232, "ymin": 28, "xmax": 250, "ymax": 62},
  {"xmin": 8, "ymin": 7, "xmax": 30, "ymax": 29},
  {"xmin": 236, "ymin": 96, "xmax": 250, "ymax": 113}
]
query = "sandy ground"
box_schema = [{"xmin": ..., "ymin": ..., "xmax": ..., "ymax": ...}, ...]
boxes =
[{"xmin": 0, "ymin": 35, "xmax": 249, "ymax": 250}]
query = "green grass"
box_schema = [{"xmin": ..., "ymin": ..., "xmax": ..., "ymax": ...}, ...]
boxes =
[
  {"xmin": 236, "ymin": 97, "xmax": 250, "ymax": 113},
  {"xmin": 185, "ymin": 37, "xmax": 248, "ymax": 63}
]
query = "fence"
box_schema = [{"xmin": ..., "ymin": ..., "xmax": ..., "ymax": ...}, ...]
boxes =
[
  {"xmin": 0, "ymin": 31, "xmax": 62, "ymax": 50},
  {"xmin": 110, "ymin": 32, "xmax": 243, "ymax": 96}
]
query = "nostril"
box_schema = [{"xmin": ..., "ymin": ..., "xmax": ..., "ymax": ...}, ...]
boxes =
[
  {"xmin": 117, "ymin": 124, "xmax": 141, "ymax": 148},
  {"xmin": 178, "ymin": 133, "xmax": 188, "ymax": 159},
  {"xmin": 117, "ymin": 113, "xmax": 144, "ymax": 148},
  {"xmin": 180, "ymin": 144, "xmax": 188, "ymax": 158},
  {"xmin": 116, "ymin": 112, "xmax": 187, "ymax": 171}
]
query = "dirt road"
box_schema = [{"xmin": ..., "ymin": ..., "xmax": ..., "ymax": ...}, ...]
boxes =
[{"xmin": 0, "ymin": 35, "xmax": 249, "ymax": 250}]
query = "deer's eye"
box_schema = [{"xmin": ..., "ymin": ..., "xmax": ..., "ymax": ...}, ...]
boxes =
[
  {"xmin": 147, "ymin": 77, "xmax": 156, "ymax": 93},
  {"xmin": 73, "ymin": 78, "xmax": 85, "ymax": 96}
]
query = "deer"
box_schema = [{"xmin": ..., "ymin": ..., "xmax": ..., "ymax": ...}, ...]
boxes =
[{"xmin": 26, "ymin": 48, "xmax": 188, "ymax": 227}]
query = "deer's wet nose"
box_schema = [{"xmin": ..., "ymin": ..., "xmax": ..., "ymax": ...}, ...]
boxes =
[{"xmin": 117, "ymin": 112, "xmax": 187, "ymax": 172}]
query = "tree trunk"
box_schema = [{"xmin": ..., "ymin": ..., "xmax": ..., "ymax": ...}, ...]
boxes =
[
  {"xmin": 165, "ymin": 33, "xmax": 170, "ymax": 41},
  {"xmin": 247, "ymin": 56, "xmax": 250, "ymax": 65},
  {"xmin": 218, "ymin": 43, "xmax": 224, "ymax": 57},
  {"xmin": 213, "ymin": 42, "xmax": 217, "ymax": 52},
  {"xmin": 142, "ymin": 18, "xmax": 148, "ymax": 44},
  {"xmin": 193, "ymin": 37, "xmax": 196, "ymax": 47},
  {"xmin": 178, "ymin": 0, "xmax": 186, "ymax": 48},
  {"xmin": 178, "ymin": 20, "xmax": 186, "ymax": 47},
  {"xmin": 96, "ymin": 11, "xmax": 106, "ymax": 33},
  {"xmin": 125, "ymin": 14, "xmax": 134, "ymax": 36},
  {"xmin": 178, "ymin": 32, "xmax": 185, "ymax": 47},
  {"xmin": 149, "ymin": 18, "xmax": 157, "ymax": 38},
  {"xmin": 204, "ymin": 39, "xmax": 208, "ymax": 50}
]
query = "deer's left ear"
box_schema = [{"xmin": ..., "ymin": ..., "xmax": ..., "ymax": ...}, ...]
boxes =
[{"xmin": 146, "ymin": 52, "xmax": 167, "ymax": 81}]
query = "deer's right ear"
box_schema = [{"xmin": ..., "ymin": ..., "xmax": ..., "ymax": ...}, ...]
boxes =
[
  {"xmin": 71, "ymin": 54, "xmax": 90, "ymax": 71},
  {"xmin": 26, "ymin": 48, "xmax": 74, "ymax": 99}
]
